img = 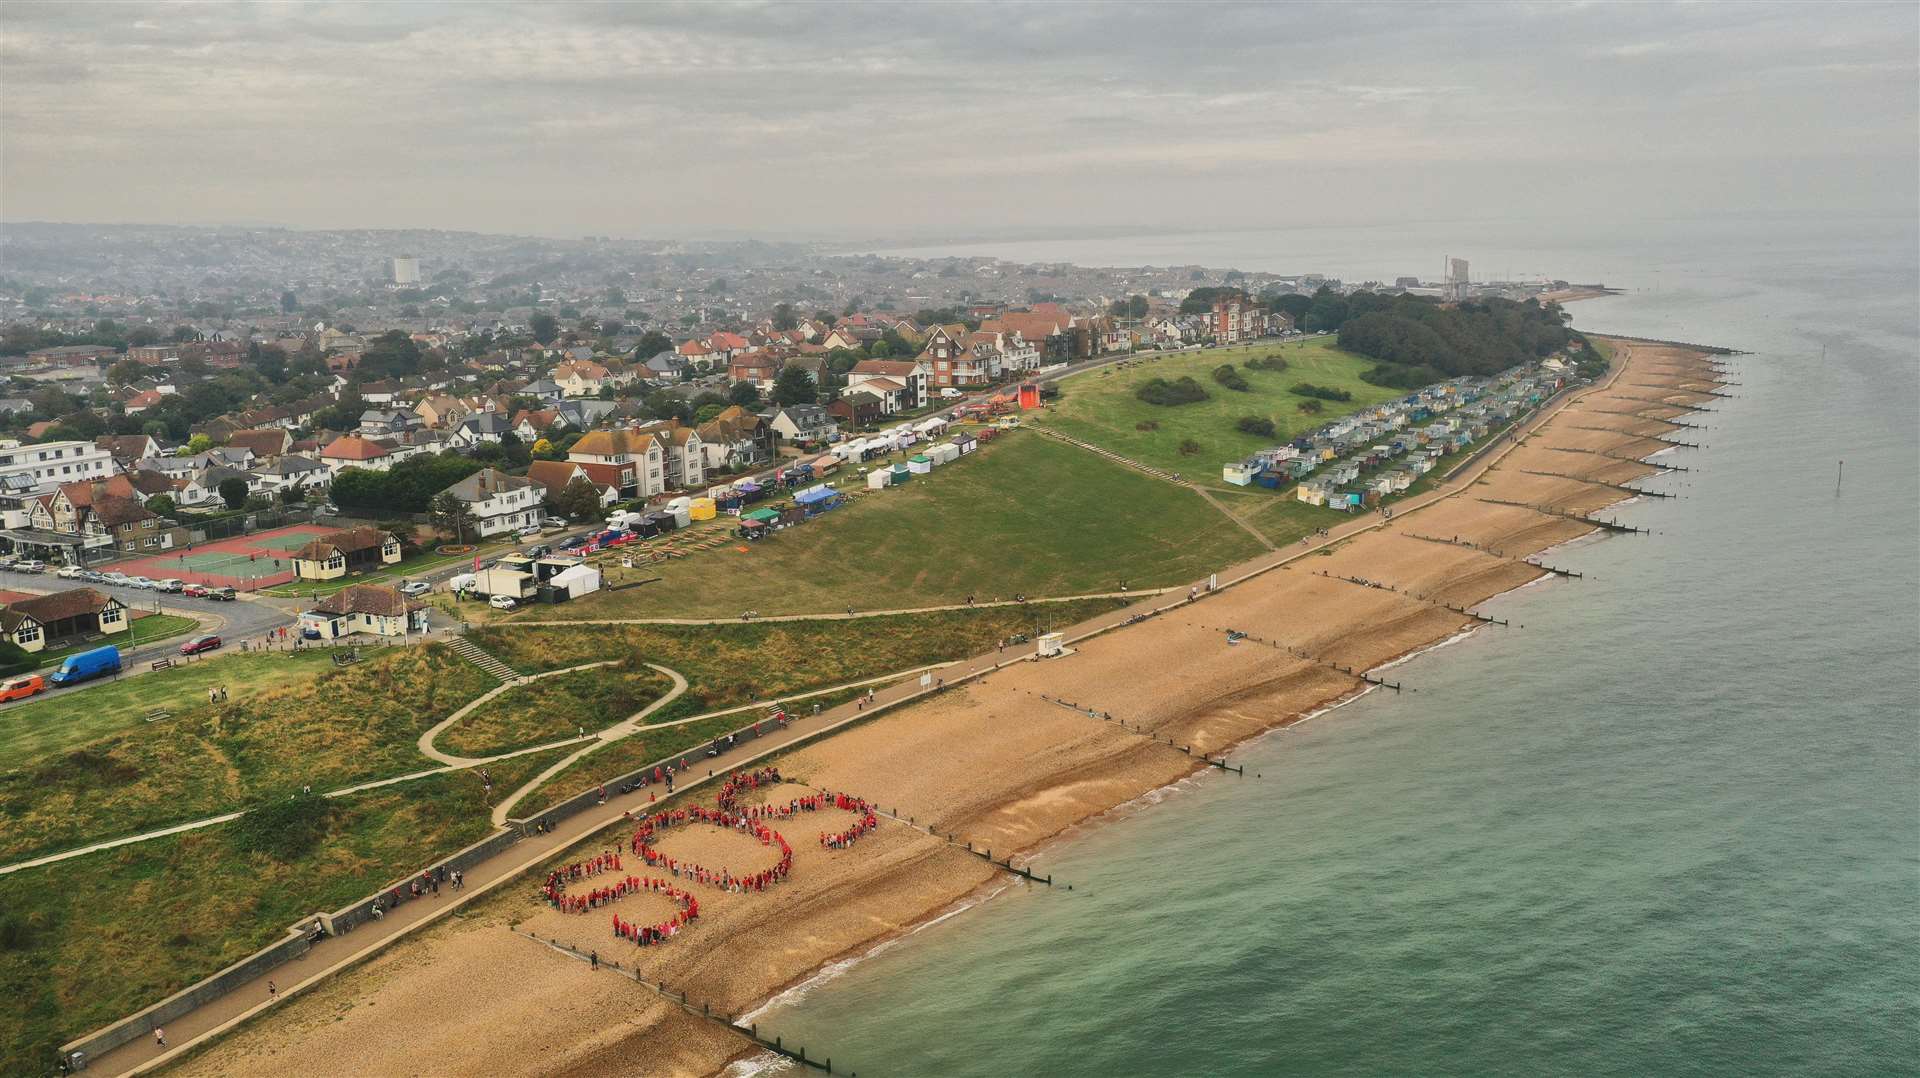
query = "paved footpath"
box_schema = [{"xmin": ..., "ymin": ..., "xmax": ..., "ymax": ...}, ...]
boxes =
[{"xmin": 86, "ymin": 345, "xmax": 1668, "ymax": 1077}]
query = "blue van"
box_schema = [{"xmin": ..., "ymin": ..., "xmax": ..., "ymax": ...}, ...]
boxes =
[{"xmin": 48, "ymin": 645, "xmax": 121, "ymax": 686}]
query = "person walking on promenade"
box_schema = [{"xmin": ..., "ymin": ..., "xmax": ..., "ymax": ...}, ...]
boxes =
[
  {"xmin": 268, "ymin": 980, "xmax": 277, "ymax": 1002},
  {"xmin": 154, "ymin": 1028, "xmax": 166, "ymax": 1048},
  {"xmin": 590, "ymin": 950, "xmax": 599, "ymax": 971}
]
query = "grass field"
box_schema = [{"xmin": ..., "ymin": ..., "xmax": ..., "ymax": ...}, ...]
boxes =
[
  {"xmin": 0, "ymin": 645, "xmax": 497, "ymax": 863},
  {"xmin": 0, "ymin": 650, "xmax": 340, "ymax": 773},
  {"xmin": 438, "ymin": 660, "xmax": 677, "ymax": 757},
  {"xmin": 494, "ymin": 434, "xmax": 1262, "ymax": 620},
  {"xmin": 1039, "ymin": 337, "xmax": 1404, "ymax": 480},
  {"xmin": 0, "ymin": 744, "xmax": 567, "ymax": 1074}
]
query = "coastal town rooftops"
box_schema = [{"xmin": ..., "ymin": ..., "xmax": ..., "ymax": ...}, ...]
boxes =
[
  {"xmin": 311, "ymin": 583, "xmax": 420, "ymax": 619},
  {"xmin": 320, "ymin": 434, "xmax": 391, "ymax": 461}
]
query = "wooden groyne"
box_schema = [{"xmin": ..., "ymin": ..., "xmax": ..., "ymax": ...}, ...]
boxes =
[
  {"xmin": 1594, "ymin": 333, "xmax": 1745, "ymax": 355},
  {"xmin": 1477, "ymin": 497, "xmax": 1651, "ymax": 534},
  {"xmin": 1399, "ymin": 532, "xmax": 1583, "ymax": 578},
  {"xmin": 1518, "ymin": 470, "xmax": 1676, "ymax": 498},
  {"xmin": 1610, "ymin": 393, "xmax": 1718, "ymax": 413},
  {"xmin": 1587, "ymin": 408, "xmax": 1707, "ymax": 430},
  {"xmin": 1312, "ymin": 569, "xmax": 1509, "ymax": 626},
  {"xmin": 1202, "ymin": 625, "xmax": 1403, "ymax": 692},
  {"xmin": 868, "ymin": 805, "xmax": 1061, "ymax": 885},
  {"xmin": 1033, "ymin": 693, "xmax": 1245, "ymax": 773},
  {"xmin": 1541, "ymin": 445, "xmax": 1693, "ymax": 473},
  {"xmin": 1627, "ymin": 381, "xmax": 1735, "ymax": 399},
  {"xmin": 1567, "ymin": 423, "xmax": 1704, "ymax": 449},
  {"xmin": 511, "ymin": 927, "xmax": 852, "ymax": 1075}
]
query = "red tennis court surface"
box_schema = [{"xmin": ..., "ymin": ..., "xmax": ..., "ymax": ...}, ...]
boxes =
[{"xmin": 112, "ymin": 523, "xmax": 339, "ymax": 590}]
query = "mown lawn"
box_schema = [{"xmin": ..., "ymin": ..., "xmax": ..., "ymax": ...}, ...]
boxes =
[
  {"xmin": 0, "ymin": 744, "xmax": 566, "ymax": 1076},
  {"xmin": 26, "ymin": 613, "xmax": 202, "ymax": 670},
  {"xmin": 1039, "ymin": 336, "xmax": 1404, "ymax": 480},
  {"xmin": 488, "ymin": 433, "xmax": 1261, "ymax": 620},
  {"xmin": 0, "ymin": 645, "xmax": 497, "ymax": 863},
  {"xmin": 438, "ymin": 660, "xmax": 678, "ymax": 757},
  {"xmin": 0, "ymin": 650, "xmax": 339, "ymax": 773}
]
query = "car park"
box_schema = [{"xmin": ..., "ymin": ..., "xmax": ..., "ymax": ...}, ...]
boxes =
[
  {"xmin": 0, "ymin": 674, "xmax": 46, "ymax": 702},
  {"xmin": 180, "ymin": 634, "xmax": 223, "ymax": 655},
  {"xmin": 488, "ymin": 594, "xmax": 517, "ymax": 610}
]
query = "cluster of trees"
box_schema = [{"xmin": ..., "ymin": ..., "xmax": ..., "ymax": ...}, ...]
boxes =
[
  {"xmin": 1290, "ymin": 383, "xmax": 1353, "ymax": 402},
  {"xmin": 1135, "ymin": 376, "xmax": 1210, "ymax": 406},
  {"xmin": 1236, "ymin": 415, "xmax": 1276, "ymax": 438},
  {"xmin": 1244, "ymin": 355, "xmax": 1289, "ymax": 373},
  {"xmin": 1109, "ymin": 295, "xmax": 1150, "ymax": 319},
  {"xmin": 1298, "ymin": 292, "xmax": 1578, "ymax": 388},
  {"xmin": 330, "ymin": 452, "xmax": 487, "ymax": 515},
  {"xmin": 1212, "ymin": 364, "xmax": 1250, "ymax": 392}
]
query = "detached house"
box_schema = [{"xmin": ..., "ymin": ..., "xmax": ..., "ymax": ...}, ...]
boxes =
[
  {"xmin": 0, "ymin": 588, "xmax": 130, "ymax": 652},
  {"xmin": 291, "ymin": 526, "xmax": 403, "ymax": 581},
  {"xmin": 553, "ymin": 360, "xmax": 612, "ymax": 398},
  {"xmin": 695, "ymin": 405, "xmax": 773, "ymax": 472},
  {"xmin": 848, "ymin": 359, "xmax": 930, "ymax": 409},
  {"xmin": 525, "ymin": 460, "xmax": 619, "ymax": 510},
  {"xmin": 320, "ymin": 435, "xmax": 395, "ymax": 474},
  {"xmin": 566, "ymin": 429, "xmax": 664, "ymax": 500},
  {"xmin": 634, "ymin": 422, "xmax": 706, "ymax": 489},
  {"xmin": 768, "ymin": 405, "xmax": 838, "ymax": 445},
  {"xmin": 300, "ymin": 583, "xmax": 424, "ymax": 639},
  {"xmin": 439, "ymin": 468, "xmax": 545, "ymax": 538}
]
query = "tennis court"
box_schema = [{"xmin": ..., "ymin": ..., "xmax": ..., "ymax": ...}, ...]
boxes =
[{"xmin": 113, "ymin": 523, "xmax": 340, "ymax": 590}]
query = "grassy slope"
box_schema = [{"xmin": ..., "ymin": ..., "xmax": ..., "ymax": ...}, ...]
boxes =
[
  {"xmin": 0, "ymin": 745, "xmax": 566, "ymax": 1075},
  {"xmin": 26, "ymin": 613, "xmax": 201, "ymax": 669},
  {"xmin": 438, "ymin": 661, "xmax": 677, "ymax": 757},
  {"xmin": 498, "ymin": 433, "xmax": 1261, "ymax": 619},
  {"xmin": 0, "ymin": 646, "xmax": 497, "ymax": 862},
  {"xmin": 1039, "ymin": 337, "xmax": 1404, "ymax": 479},
  {"xmin": 0, "ymin": 651, "xmax": 339, "ymax": 772}
]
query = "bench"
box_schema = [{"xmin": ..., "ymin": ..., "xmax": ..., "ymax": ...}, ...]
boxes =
[
  {"xmin": 144, "ymin": 708, "xmax": 171, "ymax": 722},
  {"xmin": 149, "ymin": 658, "xmax": 173, "ymax": 672},
  {"xmin": 331, "ymin": 650, "xmax": 359, "ymax": 667}
]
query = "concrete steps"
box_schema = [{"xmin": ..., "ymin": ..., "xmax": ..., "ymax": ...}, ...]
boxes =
[{"xmin": 448, "ymin": 636, "xmax": 520, "ymax": 684}]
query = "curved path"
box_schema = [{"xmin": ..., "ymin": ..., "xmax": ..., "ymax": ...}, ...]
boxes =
[{"xmin": 416, "ymin": 659, "xmax": 624, "ymax": 765}]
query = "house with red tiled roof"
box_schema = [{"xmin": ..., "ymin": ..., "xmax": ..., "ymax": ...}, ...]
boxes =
[
  {"xmin": 291, "ymin": 526, "xmax": 402, "ymax": 581},
  {"xmin": 848, "ymin": 359, "xmax": 930, "ymax": 409},
  {"xmin": 566, "ymin": 428, "xmax": 664, "ymax": 498},
  {"xmin": 727, "ymin": 351, "xmax": 780, "ymax": 392},
  {"xmin": 319, "ymin": 434, "xmax": 394, "ymax": 474},
  {"xmin": 122, "ymin": 390, "xmax": 167, "ymax": 415},
  {"xmin": 525, "ymin": 460, "xmax": 619, "ymax": 510},
  {"xmin": 0, "ymin": 588, "xmax": 131, "ymax": 652},
  {"xmin": 300, "ymin": 583, "xmax": 423, "ymax": 639}
]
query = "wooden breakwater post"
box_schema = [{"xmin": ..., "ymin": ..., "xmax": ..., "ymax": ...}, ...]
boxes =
[
  {"xmin": 1315, "ymin": 570, "xmax": 1509, "ymax": 626},
  {"xmin": 870, "ymin": 802, "xmax": 1062, "ymax": 886},
  {"xmin": 1477, "ymin": 498, "xmax": 1651, "ymax": 535},
  {"xmin": 1517, "ymin": 469, "xmax": 1676, "ymax": 499},
  {"xmin": 1034, "ymin": 693, "xmax": 1244, "ymax": 774},
  {"xmin": 1220, "ymin": 628, "xmax": 1403, "ymax": 692}
]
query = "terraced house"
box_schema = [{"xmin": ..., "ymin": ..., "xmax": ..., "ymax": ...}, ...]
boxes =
[{"xmin": 566, "ymin": 428, "xmax": 665, "ymax": 500}]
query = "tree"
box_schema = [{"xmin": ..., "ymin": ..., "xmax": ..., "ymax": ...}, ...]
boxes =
[
  {"xmin": 185, "ymin": 434, "xmax": 214, "ymax": 455},
  {"xmin": 498, "ymin": 430, "xmax": 532, "ymax": 468},
  {"xmin": 127, "ymin": 327, "xmax": 161, "ymax": 348},
  {"xmin": 631, "ymin": 330, "xmax": 672, "ymax": 359},
  {"xmin": 771, "ymin": 303, "xmax": 798, "ymax": 331},
  {"xmin": 603, "ymin": 286, "xmax": 626, "ymax": 306},
  {"xmin": 106, "ymin": 358, "xmax": 150, "ymax": 385},
  {"xmin": 1267, "ymin": 293, "xmax": 1311, "ymax": 326},
  {"xmin": 531, "ymin": 437, "xmax": 558, "ymax": 459},
  {"xmin": 727, "ymin": 381, "xmax": 761, "ymax": 407},
  {"xmin": 217, "ymin": 477, "xmax": 250, "ymax": 510},
  {"xmin": 356, "ymin": 331, "xmax": 424, "ymax": 380},
  {"xmin": 529, "ymin": 313, "xmax": 559, "ymax": 345},
  {"xmin": 771, "ymin": 365, "xmax": 817, "ymax": 406},
  {"xmin": 429, "ymin": 491, "xmax": 476, "ymax": 544},
  {"xmin": 145, "ymin": 494, "xmax": 177, "ymax": 518},
  {"xmin": 550, "ymin": 476, "xmax": 603, "ymax": 521},
  {"xmin": 643, "ymin": 389, "xmax": 691, "ymax": 423},
  {"xmin": 280, "ymin": 290, "xmax": 299, "ymax": 313}
]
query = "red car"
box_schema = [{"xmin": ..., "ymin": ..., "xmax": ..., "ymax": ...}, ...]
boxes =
[
  {"xmin": 180, "ymin": 634, "xmax": 223, "ymax": 656},
  {"xmin": 182, "ymin": 584, "xmax": 208, "ymax": 598}
]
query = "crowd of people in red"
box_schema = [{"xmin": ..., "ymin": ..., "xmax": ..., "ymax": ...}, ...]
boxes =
[
  {"xmin": 818, "ymin": 793, "xmax": 880, "ymax": 849},
  {"xmin": 629, "ymin": 803, "xmax": 794, "ymax": 893},
  {"xmin": 540, "ymin": 850, "xmax": 626, "ymax": 912}
]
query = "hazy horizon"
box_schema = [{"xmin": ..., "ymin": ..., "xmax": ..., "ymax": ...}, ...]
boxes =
[{"xmin": 3, "ymin": 1, "xmax": 1915, "ymax": 242}]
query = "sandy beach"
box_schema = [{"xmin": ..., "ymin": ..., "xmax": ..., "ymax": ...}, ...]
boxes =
[{"xmin": 168, "ymin": 340, "xmax": 1727, "ymax": 1078}]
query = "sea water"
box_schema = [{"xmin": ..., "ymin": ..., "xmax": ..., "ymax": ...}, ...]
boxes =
[{"xmin": 756, "ymin": 216, "xmax": 1920, "ymax": 1077}]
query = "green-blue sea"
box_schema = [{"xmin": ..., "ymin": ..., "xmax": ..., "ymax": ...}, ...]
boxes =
[{"xmin": 748, "ymin": 216, "xmax": 1920, "ymax": 1077}]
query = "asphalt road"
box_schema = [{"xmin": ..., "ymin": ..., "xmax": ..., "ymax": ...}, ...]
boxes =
[{"xmin": 0, "ymin": 572, "xmax": 293, "ymax": 711}]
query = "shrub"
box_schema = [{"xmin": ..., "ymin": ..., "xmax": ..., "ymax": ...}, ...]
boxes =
[
  {"xmin": 1236, "ymin": 416, "xmax": 1276, "ymax": 438},
  {"xmin": 1245, "ymin": 355, "xmax": 1289, "ymax": 373},
  {"xmin": 1297, "ymin": 399, "xmax": 1325, "ymax": 415},
  {"xmin": 1135, "ymin": 376, "xmax": 1210, "ymax": 406},
  {"xmin": 1178, "ymin": 439, "xmax": 1202, "ymax": 456},
  {"xmin": 1135, "ymin": 420, "xmax": 1160, "ymax": 432},
  {"xmin": 229, "ymin": 792, "xmax": 332, "ymax": 862},
  {"xmin": 1211, "ymin": 364, "xmax": 1250, "ymax": 391},
  {"xmin": 1290, "ymin": 382, "xmax": 1352, "ymax": 402}
]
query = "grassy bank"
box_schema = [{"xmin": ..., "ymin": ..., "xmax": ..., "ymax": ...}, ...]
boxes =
[
  {"xmin": 0, "ymin": 745, "xmax": 565, "ymax": 1075},
  {"xmin": 481, "ymin": 435, "xmax": 1256, "ymax": 620},
  {"xmin": 438, "ymin": 660, "xmax": 677, "ymax": 757},
  {"xmin": 1040, "ymin": 336, "xmax": 1403, "ymax": 479}
]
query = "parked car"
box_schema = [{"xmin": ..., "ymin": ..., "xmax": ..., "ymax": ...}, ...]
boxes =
[
  {"xmin": 55, "ymin": 566, "xmax": 86, "ymax": 579},
  {"xmin": 517, "ymin": 528, "xmax": 542, "ymax": 541},
  {"xmin": 48, "ymin": 645, "xmax": 121, "ymax": 686},
  {"xmin": 0, "ymin": 674, "xmax": 46, "ymax": 702},
  {"xmin": 78, "ymin": 570, "xmax": 106, "ymax": 584},
  {"xmin": 540, "ymin": 519, "xmax": 568, "ymax": 534},
  {"xmin": 525, "ymin": 544, "xmax": 552, "ymax": 559},
  {"xmin": 17, "ymin": 560, "xmax": 46, "ymax": 573},
  {"xmin": 127, "ymin": 576, "xmax": 156, "ymax": 590},
  {"xmin": 205, "ymin": 586, "xmax": 237, "ymax": 602},
  {"xmin": 488, "ymin": 594, "xmax": 517, "ymax": 610},
  {"xmin": 559, "ymin": 535, "xmax": 588, "ymax": 550},
  {"xmin": 179, "ymin": 634, "xmax": 223, "ymax": 656},
  {"xmin": 0, "ymin": 555, "xmax": 18, "ymax": 569},
  {"xmin": 400, "ymin": 581, "xmax": 432, "ymax": 597},
  {"xmin": 154, "ymin": 578, "xmax": 185, "ymax": 593},
  {"xmin": 102, "ymin": 571, "xmax": 131, "ymax": 586},
  {"xmin": 939, "ymin": 387, "xmax": 963, "ymax": 399},
  {"xmin": 182, "ymin": 584, "xmax": 208, "ymax": 598}
]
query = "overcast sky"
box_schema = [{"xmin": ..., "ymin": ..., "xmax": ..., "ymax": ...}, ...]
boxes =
[{"xmin": 2, "ymin": 1, "xmax": 1914, "ymax": 241}]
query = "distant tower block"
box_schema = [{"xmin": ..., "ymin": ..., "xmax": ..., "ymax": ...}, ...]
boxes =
[
  {"xmin": 392, "ymin": 256, "xmax": 421, "ymax": 286},
  {"xmin": 1445, "ymin": 257, "xmax": 1470, "ymax": 301}
]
